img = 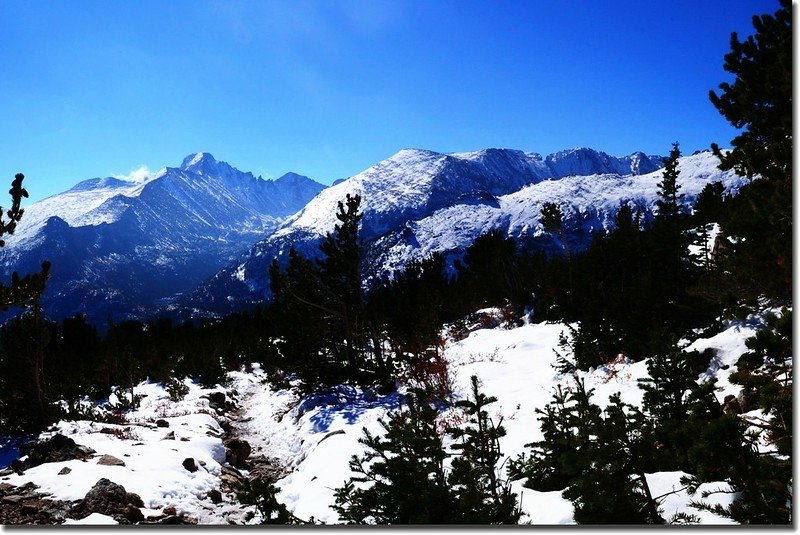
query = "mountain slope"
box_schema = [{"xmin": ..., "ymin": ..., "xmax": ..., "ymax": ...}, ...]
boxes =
[
  {"xmin": 182, "ymin": 147, "xmax": 740, "ymax": 316},
  {"xmin": 0, "ymin": 153, "xmax": 326, "ymax": 324}
]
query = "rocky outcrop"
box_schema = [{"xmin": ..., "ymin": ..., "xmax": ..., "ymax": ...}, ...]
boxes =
[
  {"xmin": 9, "ymin": 434, "xmax": 95, "ymax": 473},
  {"xmin": 70, "ymin": 478, "xmax": 143, "ymax": 522}
]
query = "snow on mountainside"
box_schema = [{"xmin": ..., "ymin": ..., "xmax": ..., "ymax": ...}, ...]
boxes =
[
  {"xmin": 184, "ymin": 147, "xmax": 743, "ymax": 315},
  {"xmin": 0, "ymin": 153, "xmax": 326, "ymax": 324}
]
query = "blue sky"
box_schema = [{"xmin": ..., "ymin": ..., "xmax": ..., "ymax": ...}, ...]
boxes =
[{"xmin": 1, "ymin": 0, "xmax": 777, "ymax": 202}]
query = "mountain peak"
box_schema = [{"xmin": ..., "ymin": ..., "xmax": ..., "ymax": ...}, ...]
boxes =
[
  {"xmin": 275, "ymin": 172, "xmax": 312, "ymax": 185},
  {"xmin": 180, "ymin": 152, "xmax": 218, "ymax": 170}
]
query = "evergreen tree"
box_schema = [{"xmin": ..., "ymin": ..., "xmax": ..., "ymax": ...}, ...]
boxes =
[
  {"xmin": 335, "ymin": 381, "xmax": 520, "ymax": 524},
  {"xmin": 637, "ymin": 345, "xmax": 715, "ymax": 472},
  {"xmin": 0, "ymin": 308, "xmax": 56, "ymax": 433},
  {"xmin": 512, "ymin": 378, "xmax": 662, "ymax": 524},
  {"xmin": 456, "ymin": 230, "xmax": 521, "ymax": 310},
  {"xmin": 709, "ymin": 0, "xmax": 792, "ymax": 184},
  {"xmin": 0, "ymin": 173, "xmax": 52, "ymax": 434},
  {"xmin": 693, "ymin": 181, "xmax": 726, "ymax": 225},
  {"xmin": 562, "ymin": 394, "xmax": 663, "ymax": 524},
  {"xmin": 540, "ymin": 202, "xmax": 563, "ymax": 235},
  {"xmin": 655, "ymin": 143, "xmax": 684, "ymax": 222},
  {"xmin": 707, "ymin": 0, "xmax": 792, "ymax": 299},
  {"xmin": 237, "ymin": 479, "xmax": 308, "ymax": 524},
  {"xmin": 0, "ymin": 174, "xmax": 50, "ymax": 310},
  {"xmin": 268, "ymin": 194, "xmax": 394, "ymax": 391},
  {"xmin": 318, "ymin": 193, "xmax": 365, "ymax": 377},
  {"xmin": 333, "ymin": 390, "xmax": 453, "ymax": 524},
  {"xmin": 448, "ymin": 376, "xmax": 521, "ymax": 523},
  {"xmin": 730, "ymin": 308, "xmax": 791, "ymax": 456}
]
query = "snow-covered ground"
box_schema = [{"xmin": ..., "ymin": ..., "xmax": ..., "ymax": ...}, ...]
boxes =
[{"xmin": 1, "ymin": 312, "xmax": 767, "ymax": 525}]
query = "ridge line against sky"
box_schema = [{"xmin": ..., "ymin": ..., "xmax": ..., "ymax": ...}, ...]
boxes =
[{"xmin": 1, "ymin": 0, "xmax": 778, "ymax": 203}]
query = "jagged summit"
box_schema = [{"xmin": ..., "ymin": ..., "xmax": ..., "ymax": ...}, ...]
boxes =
[{"xmin": 180, "ymin": 151, "xmax": 217, "ymax": 170}]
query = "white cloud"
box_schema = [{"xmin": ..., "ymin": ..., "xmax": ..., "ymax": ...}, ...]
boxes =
[{"xmin": 113, "ymin": 165, "xmax": 153, "ymax": 183}]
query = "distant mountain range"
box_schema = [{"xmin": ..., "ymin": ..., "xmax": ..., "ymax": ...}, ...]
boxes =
[
  {"xmin": 0, "ymin": 153, "xmax": 325, "ymax": 324},
  {"xmin": 0, "ymin": 147, "xmax": 747, "ymax": 325},
  {"xmin": 174, "ymin": 147, "xmax": 746, "ymax": 318}
]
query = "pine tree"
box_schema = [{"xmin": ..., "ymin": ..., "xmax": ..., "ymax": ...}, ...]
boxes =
[
  {"xmin": 318, "ymin": 193, "xmax": 365, "ymax": 377},
  {"xmin": 335, "ymin": 381, "xmax": 520, "ymax": 524},
  {"xmin": 268, "ymin": 194, "xmax": 394, "ymax": 391},
  {"xmin": 456, "ymin": 230, "xmax": 521, "ymax": 309},
  {"xmin": 707, "ymin": 0, "xmax": 792, "ymax": 299},
  {"xmin": 448, "ymin": 375, "xmax": 520, "ymax": 523},
  {"xmin": 562, "ymin": 394, "xmax": 663, "ymax": 525},
  {"xmin": 0, "ymin": 174, "xmax": 52, "ymax": 433},
  {"xmin": 513, "ymin": 378, "xmax": 662, "ymax": 523},
  {"xmin": 0, "ymin": 306, "xmax": 60, "ymax": 433},
  {"xmin": 540, "ymin": 202, "xmax": 563, "ymax": 235},
  {"xmin": 709, "ymin": 0, "xmax": 792, "ymax": 184},
  {"xmin": 637, "ymin": 344, "xmax": 716, "ymax": 471},
  {"xmin": 333, "ymin": 390, "xmax": 453, "ymax": 524},
  {"xmin": 655, "ymin": 143, "xmax": 684, "ymax": 222},
  {"xmin": 0, "ymin": 174, "xmax": 50, "ymax": 310}
]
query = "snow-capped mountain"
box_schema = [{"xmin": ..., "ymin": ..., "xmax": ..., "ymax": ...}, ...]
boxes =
[
  {"xmin": 0, "ymin": 153, "xmax": 326, "ymax": 324},
  {"xmin": 180, "ymin": 147, "xmax": 744, "ymax": 316}
]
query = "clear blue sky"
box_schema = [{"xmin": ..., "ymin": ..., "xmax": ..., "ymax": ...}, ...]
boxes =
[{"xmin": 1, "ymin": 0, "xmax": 778, "ymax": 202}]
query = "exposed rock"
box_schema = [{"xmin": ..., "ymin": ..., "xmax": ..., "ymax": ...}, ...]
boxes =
[
  {"xmin": 162, "ymin": 431, "xmax": 175, "ymax": 440},
  {"xmin": 206, "ymin": 392, "xmax": 226, "ymax": 409},
  {"xmin": 21, "ymin": 499, "xmax": 47, "ymax": 515},
  {"xmin": 0, "ymin": 481, "xmax": 72, "ymax": 525},
  {"xmin": 57, "ymin": 467, "xmax": 71, "ymax": 475},
  {"xmin": 162, "ymin": 505, "xmax": 177, "ymax": 516},
  {"xmin": 72, "ymin": 478, "xmax": 142, "ymax": 520},
  {"xmin": 125, "ymin": 492, "xmax": 144, "ymax": 508},
  {"xmin": 206, "ymin": 489, "xmax": 222, "ymax": 504},
  {"xmin": 737, "ymin": 389, "xmax": 759, "ymax": 413},
  {"xmin": 156, "ymin": 419, "xmax": 169, "ymax": 428},
  {"xmin": 122, "ymin": 504, "xmax": 144, "ymax": 523},
  {"xmin": 224, "ymin": 438, "xmax": 251, "ymax": 468},
  {"xmin": 723, "ymin": 394, "xmax": 742, "ymax": 414},
  {"xmin": 97, "ymin": 454, "xmax": 125, "ymax": 467},
  {"xmin": 219, "ymin": 465, "xmax": 245, "ymax": 487},
  {"xmin": 11, "ymin": 434, "xmax": 95, "ymax": 472},
  {"xmin": 182, "ymin": 458, "xmax": 198, "ymax": 472},
  {"xmin": 247, "ymin": 456, "xmax": 287, "ymax": 483}
]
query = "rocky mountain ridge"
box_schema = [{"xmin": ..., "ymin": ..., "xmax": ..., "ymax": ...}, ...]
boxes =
[{"xmin": 0, "ymin": 153, "xmax": 325, "ymax": 324}]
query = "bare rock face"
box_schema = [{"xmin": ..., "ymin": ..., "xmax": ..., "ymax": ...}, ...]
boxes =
[{"xmin": 10, "ymin": 434, "xmax": 95, "ymax": 472}]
